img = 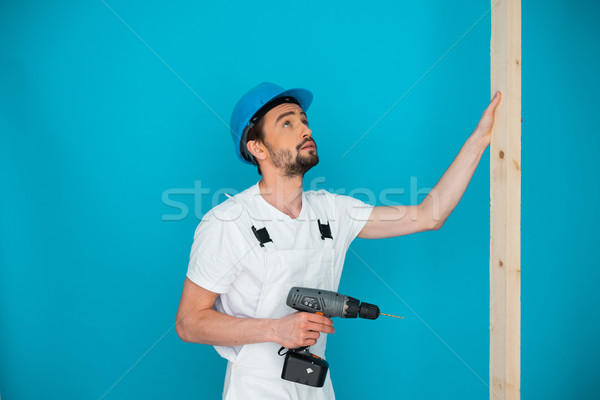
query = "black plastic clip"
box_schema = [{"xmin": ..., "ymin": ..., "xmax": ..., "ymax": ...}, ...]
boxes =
[
  {"xmin": 317, "ymin": 219, "xmax": 332, "ymax": 240},
  {"xmin": 252, "ymin": 225, "xmax": 272, "ymax": 247}
]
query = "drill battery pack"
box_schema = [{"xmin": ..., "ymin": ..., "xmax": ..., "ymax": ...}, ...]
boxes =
[{"xmin": 280, "ymin": 347, "xmax": 329, "ymax": 387}]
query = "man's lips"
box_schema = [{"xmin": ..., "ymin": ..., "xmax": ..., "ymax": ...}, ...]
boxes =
[{"xmin": 301, "ymin": 142, "xmax": 316, "ymax": 150}]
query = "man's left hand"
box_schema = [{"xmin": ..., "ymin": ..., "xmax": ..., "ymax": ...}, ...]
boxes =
[{"xmin": 473, "ymin": 91, "xmax": 502, "ymax": 147}]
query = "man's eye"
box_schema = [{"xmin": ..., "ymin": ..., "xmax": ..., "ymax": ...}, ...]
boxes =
[
  {"xmin": 283, "ymin": 121, "xmax": 291, "ymax": 127},
  {"xmin": 303, "ymin": 120, "xmax": 309, "ymax": 127}
]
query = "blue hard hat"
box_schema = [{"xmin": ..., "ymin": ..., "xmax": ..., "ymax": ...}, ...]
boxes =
[{"xmin": 230, "ymin": 82, "xmax": 313, "ymax": 165}]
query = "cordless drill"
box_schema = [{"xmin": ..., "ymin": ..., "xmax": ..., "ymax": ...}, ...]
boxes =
[{"xmin": 279, "ymin": 286, "xmax": 402, "ymax": 387}]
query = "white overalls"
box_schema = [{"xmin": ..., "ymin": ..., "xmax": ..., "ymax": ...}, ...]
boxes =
[{"xmin": 222, "ymin": 195, "xmax": 337, "ymax": 400}]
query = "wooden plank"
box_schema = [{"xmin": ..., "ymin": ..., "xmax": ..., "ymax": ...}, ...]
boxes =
[{"xmin": 490, "ymin": 0, "xmax": 521, "ymax": 399}]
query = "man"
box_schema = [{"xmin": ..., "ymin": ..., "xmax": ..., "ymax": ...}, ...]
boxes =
[{"xmin": 176, "ymin": 82, "xmax": 501, "ymax": 399}]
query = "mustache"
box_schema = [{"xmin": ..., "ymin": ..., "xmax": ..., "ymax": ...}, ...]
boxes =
[{"xmin": 297, "ymin": 139, "xmax": 316, "ymax": 151}]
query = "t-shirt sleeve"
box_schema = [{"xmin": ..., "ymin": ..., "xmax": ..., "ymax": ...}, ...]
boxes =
[
  {"xmin": 186, "ymin": 209, "xmax": 249, "ymax": 294},
  {"xmin": 332, "ymin": 193, "xmax": 374, "ymax": 246}
]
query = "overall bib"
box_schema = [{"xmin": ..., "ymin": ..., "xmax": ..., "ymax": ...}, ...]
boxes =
[{"xmin": 222, "ymin": 196, "xmax": 337, "ymax": 400}]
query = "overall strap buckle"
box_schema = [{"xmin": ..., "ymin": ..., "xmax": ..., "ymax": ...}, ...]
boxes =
[
  {"xmin": 317, "ymin": 219, "xmax": 333, "ymax": 240},
  {"xmin": 251, "ymin": 225, "xmax": 272, "ymax": 247}
]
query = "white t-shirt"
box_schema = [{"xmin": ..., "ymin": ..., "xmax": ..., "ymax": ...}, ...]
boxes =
[{"xmin": 186, "ymin": 181, "xmax": 374, "ymax": 360}]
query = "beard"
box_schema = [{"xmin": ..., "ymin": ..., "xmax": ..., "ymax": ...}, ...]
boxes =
[{"xmin": 264, "ymin": 139, "xmax": 319, "ymax": 178}]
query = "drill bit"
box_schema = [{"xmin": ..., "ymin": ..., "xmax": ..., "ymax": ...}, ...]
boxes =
[{"xmin": 379, "ymin": 312, "xmax": 404, "ymax": 319}]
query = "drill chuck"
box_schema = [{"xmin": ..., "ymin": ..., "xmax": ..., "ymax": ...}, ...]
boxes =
[{"xmin": 358, "ymin": 302, "xmax": 380, "ymax": 320}]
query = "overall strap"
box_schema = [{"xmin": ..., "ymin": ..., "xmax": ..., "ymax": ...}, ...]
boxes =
[
  {"xmin": 305, "ymin": 192, "xmax": 334, "ymax": 243},
  {"xmin": 224, "ymin": 193, "xmax": 275, "ymax": 249}
]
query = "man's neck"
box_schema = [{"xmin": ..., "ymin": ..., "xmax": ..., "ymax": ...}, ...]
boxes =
[{"xmin": 258, "ymin": 174, "xmax": 304, "ymax": 219}]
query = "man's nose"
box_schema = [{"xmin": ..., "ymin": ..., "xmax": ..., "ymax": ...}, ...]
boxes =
[{"xmin": 301, "ymin": 124, "xmax": 312, "ymax": 139}]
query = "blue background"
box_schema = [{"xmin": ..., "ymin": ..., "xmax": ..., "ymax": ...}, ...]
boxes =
[{"xmin": 1, "ymin": 0, "xmax": 599, "ymax": 399}]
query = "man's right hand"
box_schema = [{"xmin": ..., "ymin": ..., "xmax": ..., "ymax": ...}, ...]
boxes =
[{"xmin": 270, "ymin": 312, "xmax": 335, "ymax": 348}]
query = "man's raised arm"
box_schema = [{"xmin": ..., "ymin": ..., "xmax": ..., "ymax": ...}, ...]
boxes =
[{"xmin": 358, "ymin": 92, "xmax": 502, "ymax": 239}]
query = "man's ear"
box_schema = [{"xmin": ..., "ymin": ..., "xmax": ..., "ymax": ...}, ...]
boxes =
[{"xmin": 247, "ymin": 140, "xmax": 267, "ymax": 162}]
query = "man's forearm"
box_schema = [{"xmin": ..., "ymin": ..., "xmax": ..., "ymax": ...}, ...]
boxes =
[
  {"xmin": 177, "ymin": 309, "xmax": 275, "ymax": 346},
  {"xmin": 420, "ymin": 130, "xmax": 488, "ymax": 229}
]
